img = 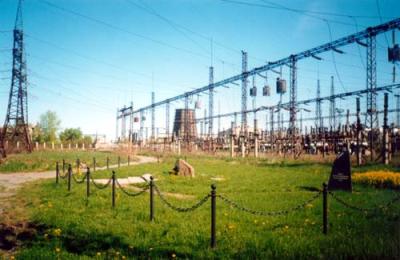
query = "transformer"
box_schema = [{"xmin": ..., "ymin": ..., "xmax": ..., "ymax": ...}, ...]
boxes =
[
  {"xmin": 263, "ymin": 85, "xmax": 271, "ymax": 96},
  {"xmin": 276, "ymin": 78, "xmax": 287, "ymax": 94},
  {"xmin": 134, "ymin": 117, "xmax": 139, "ymax": 123}
]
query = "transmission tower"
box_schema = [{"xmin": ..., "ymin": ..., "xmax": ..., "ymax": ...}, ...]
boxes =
[
  {"xmin": 289, "ymin": 56, "xmax": 297, "ymax": 135},
  {"xmin": 0, "ymin": 0, "xmax": 32, "ymax": 157}
]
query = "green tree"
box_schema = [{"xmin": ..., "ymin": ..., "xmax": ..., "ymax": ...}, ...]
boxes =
[
  {"xmin": 59, "ymin": 128, "xmax": 82, "ymax": 143},
  {"xmin": 82, "ymin": 135, "xmax": 93, "ymax": 145},
  {"xmin": 31, "ymin": 123, "xmax": 45, "ymax": 143},
  {"xmin": 38, "ymin": 111, "xmax": 61, "ymax": 142}
]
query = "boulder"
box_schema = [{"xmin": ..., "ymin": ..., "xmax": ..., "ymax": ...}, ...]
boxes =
[{"xmin": 172, "ymin": 159, "xmax": 195, "ymax": 177}]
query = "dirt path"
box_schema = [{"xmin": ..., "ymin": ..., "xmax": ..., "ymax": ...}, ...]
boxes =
[{"xmin": 0, "ymin": 155, "xmax": 157, "ymax": 214}]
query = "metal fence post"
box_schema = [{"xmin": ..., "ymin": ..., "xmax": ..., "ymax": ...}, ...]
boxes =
[
  {"xmin": 107, "ymin": 157, "xmax": 109, "ymax": 170},
  {"xmin": 56, "ymin": 162, "xmax": 59, "ymax": 184},
  {"xmin": 93, "ymin": 157, "xmax": 96, "ymax": 172},
  {"xmin": 67, "ymin": 164, "xmax": 72, "ymax": 192},
  {"xmin": 118, "ymin": 156, "xmax": 121, "ymax": 168},
  {"xmin": 62, "ymin": 159, "xmax": 65, "ymax": 174},
  {"xmin": 128, "ymin": 155, "xmax": 130, "ymax": 166},
  {"xmin": 86, "ymin": 167, "xmax": 90, "ymax": 199},
  {"xmin": 150, "ymin": 176, "xmax": 154, "ymax": 221},
  {"xmin": 76, "ymin": 158, "xmax": 80, "ymax": 172},
  {"xmin": 323, "ymin": 183, "xmax": 328, "ymax": 235},
  {"xmin": 112, "ymin": 171, "xmax": 116, "ymax": 208},
  {"xmin": 211, "ymin": 184, "xmax": 216, "ymax": 248}
]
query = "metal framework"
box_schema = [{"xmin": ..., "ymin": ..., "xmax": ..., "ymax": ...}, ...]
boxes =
[
  {"xmin": 166, "ymin": 101, "xmax": 170, "ymax": 138},
  {"xmin": 0, "ymin": 0, "xmax": 32, "ymax": 157},
  {"xmin": 315, "ymin": 79, "xmax": 322, "ymax": 131},
  {"xmin": 122, "ymin": 18, "xmax": 400, "ymax": 146},
  {"xmin": 329, "ymin": 76, "xmax": 336, "ymax": 130},
  {"xmin": 151, "ymin": 92, "xmax": 155, "ymax": 139},
  {"xmin": 241, "ymin": 51, "xmax": 248, "ymax": 134},
  {"xmin": 208, "ymin": 66, "xmax": 214, "ymax": 136}
]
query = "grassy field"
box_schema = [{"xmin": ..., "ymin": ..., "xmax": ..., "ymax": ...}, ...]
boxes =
[
  {"xmin": 8, "ymin": 155, "xmax": 400, "ymax": 259},
  {"xmin": 0, "ymin": 151, "xmax": 133, "ymax": 173}
]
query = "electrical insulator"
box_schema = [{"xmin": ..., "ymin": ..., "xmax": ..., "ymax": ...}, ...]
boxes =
[
  {"xmin": 276, "ymin": 78, "xmax": 287, "ymax": 94},
  {"xmin": 195, "ymin": 100, "xmax": 201, "ymax": 109},
  {"xmin": 250, "ymin": 86, "xmax": 257, "ymax": 97},
  {"xmin": 263, "ymin": 85, "xmax": 271, "ymax": 96},
  {"xmin": 388, "ymin": 44, "xmax": 400, "ymax": 62}
]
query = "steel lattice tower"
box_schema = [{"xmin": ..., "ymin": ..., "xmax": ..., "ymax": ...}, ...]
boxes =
[
  {"xmin": 289, "ymin": 56, "xmax": 297, "ymax": 134},
  {"xmin": 151, "ymin": 92, "xmax": 155, "ymax": 140},
  {"xmin": 241, "ymin": 51, "xmax": 248, "ymax": 134},
  {"xmin": 315, "ymin": 79, "xmax": 323, "ymax": 132},
  {"xmin": 208, "ymin": 66, "xmax": 214, "ymax": 136},
  {"xmin": 329, "ymin": 76, "xmax": 336, "ymax": 130},
  {"xmin": 366, "ymin": 33, "xmax": 378, "ymax": 129},
  {"xmin": 0, "ymin": 0, "xmax": 32, "ymax": 157},
  {"xmin": 165, "ymin": 101, "xmax": 170, "ymax": 138}
]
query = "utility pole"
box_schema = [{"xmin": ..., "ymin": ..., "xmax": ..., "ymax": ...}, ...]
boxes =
[
  {"xmin": 208, "ymin": 66, "xmax": 214, "ymax": 137},
  {"xmin": 315, "ymin": 79, "xmax": 322, "ymax": 133},
  {"xmin": 329, "ymin": 76, "xmax": 336, "ymax": 131},
  {"xmin": 366, "ymin": 31, "xmax": 377, "ymax": 161},
  {"xmin": 151, "ymin": 92, "xmax": 155, "ymax": 140},
  {"xmin": 241, "ymin": 51, "xmax": 248, "ymax": 135},
  {"xmin": 166, "ymin": 101, "xmax": 170, "ymax": 139},
  {"xmin": 0, "ymin": 0, "xmax": 33, "ymax": 157}
]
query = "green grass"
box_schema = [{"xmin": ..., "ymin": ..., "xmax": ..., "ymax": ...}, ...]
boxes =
[
  {"xmin": 0, "ymin": 150, "xmax": 133, "ymax": 173},
  {"xmin": 14, "ymin": 155, "xmax": 400, "ymax": 259}
]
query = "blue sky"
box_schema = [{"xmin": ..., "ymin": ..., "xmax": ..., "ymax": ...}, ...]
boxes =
[{"xmin": 0, "ymin": 0, "xmax": 399, "ymax": 140}]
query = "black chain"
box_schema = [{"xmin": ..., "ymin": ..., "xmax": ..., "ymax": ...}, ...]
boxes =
[
  {"xmin": 59, "ymin": 172, "xmax": 69, "ymax": 179},
  {"xmin": 72, "ymin": 173, "xmax": 87, "ymax": 184},
  {"xmin": 153, "ymin": 184, "xmax": 210, "ymax": 212},
  {"xmin": 116, "ymin": 179, "xmax": 149, "ymax": 197},
  {"xmin": 217, "ymin": 192, "xmax": 322, "ymax": 216},
  {"xmin": 90, "ymin": 175, "xmax": 112, "ymax": 190},
  {"xmin": 329, "ymin": 191, "xmax": 400, "ymax": 213}
]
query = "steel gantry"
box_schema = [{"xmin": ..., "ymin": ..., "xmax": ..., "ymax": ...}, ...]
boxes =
[{"xmin": 123, "ymin": 18, "xmax": 400, "ymax": 138}]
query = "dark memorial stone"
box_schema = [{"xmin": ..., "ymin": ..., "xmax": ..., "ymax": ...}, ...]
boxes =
[{"xmin": 328, "ymin": 150, "xmax": 352, "ymax": 191}]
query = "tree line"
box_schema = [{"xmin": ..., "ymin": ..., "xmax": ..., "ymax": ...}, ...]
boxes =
[{"xmin": 32, "ymin": 111, "xmax": 93, "ymax": 145}]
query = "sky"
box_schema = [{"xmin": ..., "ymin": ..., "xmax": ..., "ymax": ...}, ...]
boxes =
[{"xmin": 0, "ymin": 0, "xmax": 399, "ymax": 141}]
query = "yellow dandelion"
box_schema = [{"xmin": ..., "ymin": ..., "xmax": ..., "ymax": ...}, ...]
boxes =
[
  {"xmin": 228, "ymin": 224, "xmax": 235, "ymax": 230},
  {"xmin": 262, "ymin": 222, "xmax": 266, "ymax": 226},
  {"xmin": 304, "ymin": 218, "xmax": 310, "ymax": 222},
  {"xmin": 172, "ymin": 253, "xmax": 177, "ymax": 258},
  {"xmin": 254, "ymin": 220, "xmax": 258, "ymax": 224},
  {"xmin": 311, "ymin": 222, "xmax": 316, "ymax": 225},
  {"xmin": 284, "ymin": 225, "xmax": 289, "ymax": 229},
  {"xmin": 48, "ymin": 202, "xmax": 53, "ymax": 208},
  {"xmin": 96, "ymin": 252, "xmax": 101, "ymax": 256},
  {"xmin": 306, "ymin": 203, "xmax": 314, "ymax": 208},
  {"xmin": 53, "ymin": 228, "xmax": 62, "ymax": 237},
  {"xmin": 122, "ymin": 256, "xmax": 126, "ymax": 260},
  {"xmin": 223, "ymin": 212, "xmax": 228, "ymax": 217},
  {"xmin": 44, "ymin": 233, "xmax": 48, "ymax": 239},
  {"xmin": 129, "ymin": 245, "xmax": 134, "ymax": 249},
  {"xmin": 149, "ymin": 247, "xmax": 153, "ymax": 251},
  {"xmin": 10, "ymin": 256, "xmax": 15, "ymax": 260},
  {"xmin": 55, "ymin": 247, "xmax": 61, "ymax": 253},
  {"xmin": 116, "ymin": 251, "xmax": 120, "ymax": 255}
]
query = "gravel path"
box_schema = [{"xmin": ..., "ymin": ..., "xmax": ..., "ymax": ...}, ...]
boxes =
[{"xmin": 0, "ymin": 156, "xmax": 157, "ymax": 214}]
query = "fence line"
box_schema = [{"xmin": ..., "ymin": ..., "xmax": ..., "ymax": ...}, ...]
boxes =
[{"xmin": 54, "ymin": 162, "xmax": 400, "ymax": 249}]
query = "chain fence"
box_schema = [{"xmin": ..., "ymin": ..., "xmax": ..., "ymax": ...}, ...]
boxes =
[
  {"xmin": 153, "ymin": 184, "xmax": 210, "ymax": 213},
  {"xmin": 90, "ymin": 175, "xmax": 112, "ymax": 190},
  {"xmin": 72, "ymin": 173, "xmax": 87, "ymax": 184},
  {"xmin": 217, "ymin": 191, "xmax": 322, "ymax": 216},
  {"xmin": 116, "ymin": 179, "xmax": 149, "ymax": 197}
]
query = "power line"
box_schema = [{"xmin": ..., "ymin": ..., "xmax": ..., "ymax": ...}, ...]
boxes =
[{"xmin": 38, "ymin": 0, "xmax": 211, "ymax": 61}]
